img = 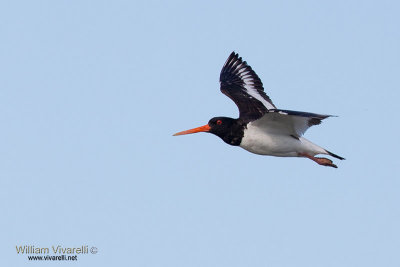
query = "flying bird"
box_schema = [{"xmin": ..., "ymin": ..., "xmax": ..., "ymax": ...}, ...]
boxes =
[{"xmin": 173, "ymin": 52, "xmax": 344, "ymax": 168}]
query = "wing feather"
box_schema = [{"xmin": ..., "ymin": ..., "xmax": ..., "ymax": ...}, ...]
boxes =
[
  {"xmin": 220, "ymin": 52, "xmax": 276, "ymax": 121},
  {"xmin": 252, "ymin": 109, "xmax": 331, "ymax": 137}
]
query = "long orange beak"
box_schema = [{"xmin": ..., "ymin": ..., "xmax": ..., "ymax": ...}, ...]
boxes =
[{"xmin": 173, "ymin": 124, "xmax": 211, "ymax": 136}]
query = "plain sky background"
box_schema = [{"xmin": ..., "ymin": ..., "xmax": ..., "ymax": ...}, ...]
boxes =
[{"xmin": 1, "ymin": 0, "xmax": 399, "ymax": 266}]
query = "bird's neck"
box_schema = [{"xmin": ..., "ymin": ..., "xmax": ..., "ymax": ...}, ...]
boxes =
[{"xmin": 221, "ymin": 119, "xmax": 245, "ymax": 146}]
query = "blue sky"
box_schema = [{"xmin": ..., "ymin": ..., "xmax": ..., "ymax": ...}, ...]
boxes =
[{"xmin": 1, "ymin": 0, "xmax": 399, "ymax": 266}]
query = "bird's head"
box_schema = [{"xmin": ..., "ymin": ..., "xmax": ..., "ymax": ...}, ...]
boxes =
[{"xmin": 173, "ymin": 117, "xmax": 242, "ymax": 146}]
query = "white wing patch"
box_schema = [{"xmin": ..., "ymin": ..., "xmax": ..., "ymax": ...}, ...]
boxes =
[
  {"xmin": 233, "ymin": 64, "xmax": 276, "ymax": 110},
  {"xmin": 244, "ymin": 84, "xmax": 276, "ymax": 110}
]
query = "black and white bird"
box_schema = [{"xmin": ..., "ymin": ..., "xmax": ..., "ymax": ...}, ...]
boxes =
[{"xmin": 174, "ymin": 52, "xmax": 344, "ymax": 168}]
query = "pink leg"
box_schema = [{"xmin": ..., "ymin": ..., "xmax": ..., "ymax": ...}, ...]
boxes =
[{"xmin": 299, "ymin": 153, "xmax": 337, "ymax": 168}]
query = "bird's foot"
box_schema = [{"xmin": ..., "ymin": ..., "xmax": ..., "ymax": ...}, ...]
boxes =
[{"xmin": 299, "ymin": 153, "xmax": 338, "ymax": 168}]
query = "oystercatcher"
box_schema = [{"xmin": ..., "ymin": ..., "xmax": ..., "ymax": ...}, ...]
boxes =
[{"xmin": 174, "ymin": 52, "xmax": 344, "ymax": 168}]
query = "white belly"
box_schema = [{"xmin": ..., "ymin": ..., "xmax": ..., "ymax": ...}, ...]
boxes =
[{"xmin": 239, "ymin": 125, "xmax": 326, "ymax": 157}]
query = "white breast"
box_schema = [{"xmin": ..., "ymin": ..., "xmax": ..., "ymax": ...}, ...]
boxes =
[{"xmin": 239, "ymin": 123, "xmax": 326, "ymax": 157}]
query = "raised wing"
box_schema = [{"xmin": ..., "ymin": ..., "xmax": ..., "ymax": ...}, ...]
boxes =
[
  {"xmin": 252, "ymin": 109, "xmax": 331, "ymax": 137},
  {"xmin": 220, "ymin": 52, "xmax": 276, "ymax": 121}
]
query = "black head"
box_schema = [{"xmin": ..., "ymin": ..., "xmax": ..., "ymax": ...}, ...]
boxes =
[{"xmin": 174, "ymin": 116, "xmax": 244, "ymax": 146}]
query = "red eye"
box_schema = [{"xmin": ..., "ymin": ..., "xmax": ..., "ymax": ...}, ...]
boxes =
[{"xmin": 216, "ymin": 120, "xmax": 222, "ymax": 125}]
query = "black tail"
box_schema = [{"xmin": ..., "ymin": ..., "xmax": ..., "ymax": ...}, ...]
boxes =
[{"xmin": 326, "ymin": 150, "xmax": 345, "ymax": 160}]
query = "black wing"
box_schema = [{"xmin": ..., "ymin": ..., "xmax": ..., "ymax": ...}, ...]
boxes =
[{"xmin": 220, "ymin": 52, "xmax": 276, "ymax": 122}]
